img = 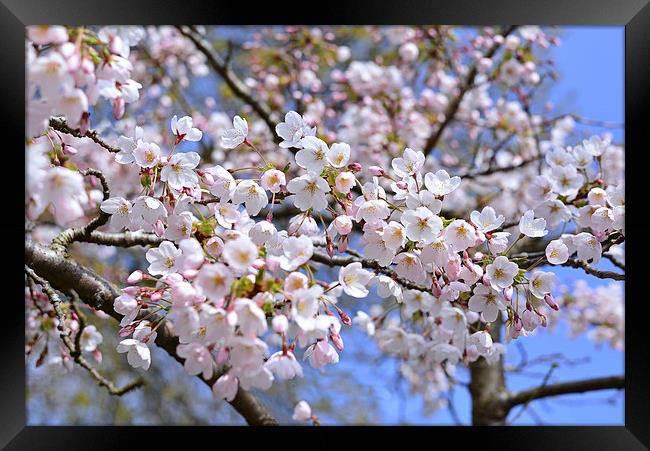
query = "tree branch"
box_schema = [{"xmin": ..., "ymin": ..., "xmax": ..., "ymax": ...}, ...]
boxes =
[
  {"xmin": 25, "ymin": 240, "xmax": 279, "ymax": 425},
  {"xmin": 176, "ymin": 26, "xmax": 280, "ymax": 144},
  {"xmin": 423, "ymin": 25, "xmax": 517, "ymax": 156},
  {"xmin": 505, "ymin": 375, "xmax": 624, "ymax": 409},
  {"xmin": 25, "ymin": 266, "xmax": 144, "ymax": 396},
  {"xmin": 50, "ymin": 168, "xmax": 112, "ymax": 254},
  {"xmin": 49, "ymin": 117, "xmax": 120, "ymax": 153}
]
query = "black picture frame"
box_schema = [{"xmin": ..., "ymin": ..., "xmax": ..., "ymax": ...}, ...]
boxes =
[{"xmin": 5, "ymin": 0, "xmax": 649, "ymax": 448}]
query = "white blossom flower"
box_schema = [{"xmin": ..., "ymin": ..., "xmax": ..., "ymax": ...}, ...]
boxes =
[
  {"xmin": 115, "ymin": 126, "xmax": 144, "ymax": 164},
  {"xmin": 534, "ymin": 200, "xmax": 571, "ymax": 228},
  {"xmin": 444, "ymin": 219, "xmax": 477, "ymax": 251},
  {"xmin": 220, "ymin": 115, "xmax": 248, "ymax": 149},
  {"xmin": 177, "ymin": 343, "xmax": 214, "ymax": 379},
  {"xmin": 165, "ymin": 212, "xmax": 195, "ymax": 242},
  {"xmin": 405, "ymin": 190, "xmax": 442, "ymax": 213},
  {"xmin": 424, "ymin": 169, "xmax": 461, "ymax": 196},
  {"xmin": 287, "ymin": 174, "xmax": 330, "ymax": 211},
  {"xmin": 212, "ymin": 372, "xmax": 238, "ymax": 401},
  {"xmin": 171, "ymin": 115, "xmax": 202, "ymax": 142},
  {"xmin": 327, "ymin": 142, "xmax": 351, "ymax": 168},
  {"xmin": 265, "ymin": 351, "xmax": 303, "ymax": 380},
  {"xmin": 195, "ymin": 263, "xmax": 234, "ymax": 301},
  {"xmin": 160, "ymin": 152, "xmax": 200, "ymax": 190},
  {"xmin": 573, "ymin": 232, "xmax": 602, "ymax": 263},
  {"xmin": 420, "ymin": 238, "xmax": 452, "ymax": 268},
  {"xmin": 232, "ymin": 180, "xmax": 268, "ymax": 216},
  {"xmin": 207, "ymin": 165, "xmax": 236, "ymax": 201},
  {"xmin": 133, "ymin": 141, "xmax": 161, "ymax": 168},
  {"xmin": 379, "ymin": 221, "xmax": 407, "ymax": 251},
  {"xmin": 401, "ymin": 207, "xmax": 443, "ymax": 244},
  {"xmin": 488, "ymin": 232, "xmax": 511, "ymax": 255},
  {"xmin": 100, "ymin": 197, "xmax": 132, "ymax": 230},
  {"xmin": 470, "ymin": 206, "xmax": 505, "ymax": 233},
  {"xmin": 223, "ymin": 236, "xmax": 259, "ymax": 271},
  {"xmin": 79, "ymin": 325, "xmax": 103, "ymax": 353},
  {"xmin": 392, "ymin": 147, "xmax": 425, "ymax": 178},
  {"xmin": 260, "ymin": 169, "xmax": 286, "ymax": 193},
  {"xmin": 145, "ymin": 241, "xmax": 182, "ymax": 276},
  {"xmin": 234, "ymin": 298, "xmax": 268, "ymax": 337},
  {"xmin": 393, "ymin": 252, "xmax": 426, "ymax": 284},
  {"xmin": 308, "ymin": 340, "xmax": 339, "ymax": 368},
  {"xmin": 468, "ymin": 283, "xmax": 507, "ymax": 322},
  {"xmin": 275, "ymin": 111, "xmax": 315, "ymax": 148},
  {"xmin": 356, "ymin": 199, "xmax": 391, "ymax": 224},
  {"xmin": 529, "ymin": 271, "xmax": 554, "ymax": 299},
  {"xmin": 335, "ymin": 171, "xmax": 356, "ymax": 194},
  {"xmin": 519, "ymin": 210, "xmax": 548, "ymax": 238},
  {"xmin": 545, "ymin": 239, "xmax": 570, "ymax": 264},
  {"xmin": 485, "ymin": 256, "xmax": 519, "ymax": 290},
  {"xmin": 280, "ymin": 235, "xmax": 314, "ymax": 271},
  {"xmin": 338, "ymin": 262, "xmax": 374, "ymax": 298},
  {"xmin": 296, "ymin": 136, "xmax": 329, "ymax": 173},
  {"xmin": 116, "ymin": 338, "xmax": 151, "ymax": 370}
]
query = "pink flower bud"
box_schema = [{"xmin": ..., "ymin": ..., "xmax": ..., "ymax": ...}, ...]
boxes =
[
  {"xmin": 368, "ymin": 166, "xmax": 385, "ymax": 176},
  {"xmin": 431, "ymin": 277, "xmax": 442, "ymax": 297},
  {"xmin": 216, "ymin": 347, "xmax": 229, "ymax": 365},
  {"xmin": 544, "ymin": 293, "xmax": 560, "ymax": 311},
  {"xmin": 153, "ymin": 219, "xmax": 165, "ymax": 237},
  {"xmin": 272, "ymin": 314, "xmax": 289, "ymax": 334},
  {"xmin": 330, "ymin": 332, "xmax": 344, "ymax": 351},
  {"xmin": 396, "ymin": 181, "xmax": 408, "ymax": 190},
  {"xmin": 338, "ymin": 236, "xmax": 348, "ymax": 253},
  {"xmin": 202, "ymin": 172, "xmax": 215, "ymax": 186},
  {"xmin": 112, "ymin": 97, "xmax": 125, "ymax": 120},
  {"xmin": 150, "ymin": 292, "xmax": 162, "ymax": 302},
  {"xmin": 127, "ymin": 270, "xmax": 144, "ymax": 284},
  {"xmin": 347, "ymin": 162, "xmax": 362, "ymax": 172},
  {"xmin": 79, "ymin": 112, "xmax": 90, "ymax": 135},
  {"xmin": 62, "ymin": 143, "xmax": 78, "ymax": 155},
  {"xmin": 504, "ymin": 286, "xmax": 514, "ymax": 302}
]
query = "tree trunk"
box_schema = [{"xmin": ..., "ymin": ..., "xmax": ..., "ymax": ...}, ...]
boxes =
[{"xmin": 469, "ymin": 319, "xmax": 509, "ymax": 425}]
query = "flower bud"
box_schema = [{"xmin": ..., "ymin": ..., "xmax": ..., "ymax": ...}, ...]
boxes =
[
  {"xmin": 347, "ymin": 162, "xmax": 362, "ymax": 172},
  {"xmin": 127, "ymin": 270, "xmax": 144, "ymax": 284},
  {"xmin": 112, "ymin": 97, "xmax": 125, "ymax": 120},
  {"xmin": 330, "ymin": 331, "xmax": 344, "ymax": 351},
  {"xmin": 272, "ymin": 314, "xmax": 289, "ymax": 334},
  {"xmin": 368, "ymin": 166, "xmax": 385, "ymax": 176},
  {"xmin": 544, "ymin": 293, "xmax": 560, "ymax": 311},
  {"xmin": 153, "ymin": 219, "xmax": 165, "ymax": 237},
  {"xmin": 61, "ymin": 143, "xmax": 78, "ymax": 155}
]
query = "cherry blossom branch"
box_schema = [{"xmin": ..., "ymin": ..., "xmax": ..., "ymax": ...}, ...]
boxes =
[
  {"xmin": 461, "ymin": 154, "xmax": 541, "ymax": 180},
  {"xmin": 542, "ymin": 113, "xmax": 624, "ymax": 129},
  {"xmin": 75, "ymin": 230, "xmax": 164, "ymax": 248},
  {"xmin": 25, "ymin": 240, "xmax": 279, "ymax": 425},
  {"xmin": 25, "ymin": 265, "xmax": 144, "ymax": 396},
  {"xmin": 48, "ymin": 117, "xmax": 120, "ymax": 153},
  {"xmin": 423, "ymin": 25, "xmax": 517, "ymax": 156},
  {"xmin": 515, "ymin": 233, "xmax": 625, "ymax": 280},
  {"xmin": 505, "ymin": 375, "xmax": 624, "ymax": 408},
  {"xmin": 310, "ymin": 249, "xmax": 431, "ymax": 293},
  {"xmin": 176, "ymin": 26, "xmax": 280, "ymax": 143},
  {"xmin": 51, "ymin": 168, "xmax": 111, "ymax": 254}
]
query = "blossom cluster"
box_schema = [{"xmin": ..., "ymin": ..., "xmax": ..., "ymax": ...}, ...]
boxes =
[{"xmin": 24, "ymin": 25, "xmax": 624, "ymax": 419}]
